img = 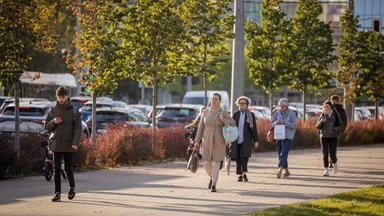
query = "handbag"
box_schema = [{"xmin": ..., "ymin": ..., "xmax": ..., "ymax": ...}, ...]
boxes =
[
  {"xmin": 187, "ymin": 148, "xmax": 199, "ymax": 173},
  {"xmin": 222, "ymin": 125, "xmax": 239, "ymax": 143},
  {"xmin": 267, "ymin": 127, "xmax": 274, "ymax": 143},
  {"xmin": 274, "ymin": 124, "xmax": 286, "ymax": 140}
]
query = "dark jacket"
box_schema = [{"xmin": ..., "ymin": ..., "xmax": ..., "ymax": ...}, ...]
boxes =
[
  {"xmin": 230, "ymin": 110, "xmax": 258, "ymax": 159},
  {"xmin": 334, "ymin": 104, "xmax": 347, "ymax": 132},
  {"xmin": 45, "ymin": 101, "xmax": 82, "ymax": 152},
  {"xmin": 316, "ymin": 112, "xmax": 344, "ymax": 138}
]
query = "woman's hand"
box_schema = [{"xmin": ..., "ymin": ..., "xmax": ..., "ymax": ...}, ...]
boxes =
[{"xmin": 276, "ymin": 120, "xmax": 285, "ymax": 124}]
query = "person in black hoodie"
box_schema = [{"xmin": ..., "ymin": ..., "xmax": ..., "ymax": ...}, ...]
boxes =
[
  {"xmin": 45, "ymin": 87, "xmax": 82, "ymax": 202},
  {"xmin": 316, "ymin": 100, "xmax": 345, "ymax": 176}
]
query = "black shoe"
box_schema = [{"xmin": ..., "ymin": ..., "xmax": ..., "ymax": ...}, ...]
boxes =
[
  {"xmin": 52, "ymin": 193, "xmax": 61, "ymax": 202},
  {"xmin": 243, "ymin": 175, "xmax": 248, "ymax": 182},
  {"xmin": 211, "ymin": 185, "xmax": 216, "ymax": 192},
  {"xmin": 208, "ymin": 179, "xmax": 212, "ymax": 189},
  {"xmin": 237, "ymin": 175, "xmax": 243, "ymax": 182},
  {"xmin": 68, "ymin": 189, "xmax": 76, "ymax": 200}
]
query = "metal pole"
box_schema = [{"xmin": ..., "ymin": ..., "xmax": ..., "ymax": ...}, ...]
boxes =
[{"xmin": 230, "ymin": 0, "xmax": 245, "ymax": 114}]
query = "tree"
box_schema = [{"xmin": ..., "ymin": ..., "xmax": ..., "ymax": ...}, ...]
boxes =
[
  {"xmin": 245, "ymin": 0, "xmax": 292, "ymax": 115},
  {"xmin": 290, "ymin": 0, "xmax": 335, "ymax": 122},
  {"xmin": 66, "ymin": 0, "xmax": 123, "ymax": 143},
  {"xmin": 337, "ymin": 9, "xmax": 360, "ymax": 121},
  {"xmin": 118, "ymin": 0, "xmax": 191, "ymax": 150},
  {"xmin": 354, "ymin": 31, "xmax": 384, "ymax": 122},
  {"xmin": 179, "ymin": 0, "xmax": 234, "ymax": 106},
  {"xmin": 0, "ymin": 0, "xmax": 58, "ymax": 156}
]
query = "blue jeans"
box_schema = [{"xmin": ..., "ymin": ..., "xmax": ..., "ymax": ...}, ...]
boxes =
[{"xmin": 275, "ymin": 139, "xmax": 292, "ymax": 169}]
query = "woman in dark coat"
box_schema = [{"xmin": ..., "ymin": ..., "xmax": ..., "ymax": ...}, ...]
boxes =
[{"xmin": 230, "ymin": 96, "xmax": 259, "ymax": 182}]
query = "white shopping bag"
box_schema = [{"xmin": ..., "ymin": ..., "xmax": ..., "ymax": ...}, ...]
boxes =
[{"xmin": 274, "ymin": 124, "xmax": 286, "ymax": 140}]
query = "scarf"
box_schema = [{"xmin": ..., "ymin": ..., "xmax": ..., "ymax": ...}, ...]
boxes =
[{"xmin": 240, "ymin": 107, "xmax": 254, "ymax": 128}]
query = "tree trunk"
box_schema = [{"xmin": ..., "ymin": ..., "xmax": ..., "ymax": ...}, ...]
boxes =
[
  {"xmin": 151, "ymin": 84, "xmax": 158, "ymax": 152},
  {"xmin": 374, "ymin": 99, "xmax": 379, "ymax": 123},
  {"xmin": 269, "ymin": 89, "xmax": 273, "ymax": 119},
  {"xmin": 302, "ymin": 87, "xmax": 306, "ymax": 123},
  {"xmin": 343, "ymin": 86, "xmax": 352, "ymax": 122},
  {"xmin": 91, "ymin": 94, "xmax": 97, "ymax": 145},
  {"xmin": 14, "ymin": 78, "xmax": 20, "ymax": 158}
]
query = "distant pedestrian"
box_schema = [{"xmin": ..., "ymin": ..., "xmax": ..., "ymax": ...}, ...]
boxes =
[
  {"xmin": 316, "ymin": 100, "xmax": 345, "ymax": 176},
  {"xmin": 271, "ymin": 98, "xmax": 296, "ymax": 178},
  {"xmin": 45, "ymin": 87, "xmax": 82, "ymax": 202},
  {"xmin": 230, "ymin": 96, "xmax": 259, "ymax": 182},
  {"xmin": 185, "ymin": 106, "xmax": 206, "ymax": 160},
  {"xmin": 194, "ymin": 93, "xmax": 236, "ymax": 192},
  {"xmin": 329, "ymin": 95, "xmax": 347, "ymax": 168}
]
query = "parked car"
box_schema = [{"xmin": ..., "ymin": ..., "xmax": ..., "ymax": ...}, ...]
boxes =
[
  {"xmin": 111, "ymin": 101, "xmax": 129, "ymax": 109},
  {"xmin": 0, "ymin": 96, "xmax": 11, "ymax": 107},
  {"xmin": 127, "ymin": 104, "xmax": 152, "ymax": 115},
  {"xmin": 79, "ymin": 101, "xmax": 112, "ymax": 122},
  {"xmin": 70, "ymin": 96, "xmax": 91, "ymax": 110},
  {"xmin": 85, "ymin": 107, "xmax": 150, "ymax": 134},
  {"xmin": 182, "ymin": 90, "xmax": 230, "ymax": 110},
  {"xmin": 249, "ymin": 106, "xmax": 271, "ymax": 119},
  {"xmin": 249, "ymin": 109, "xmax": 264, "ymax": 120},
  {"xmin": 0, "ymin": 97, "xmax": 50, "ymax": 114},
  {"xmin": 153, "ymin": 104, "xmax": 201, "ymax": 128},
  {"xmin": 355, "ymin": 107, "xmax": 372, "ymax": 120}
]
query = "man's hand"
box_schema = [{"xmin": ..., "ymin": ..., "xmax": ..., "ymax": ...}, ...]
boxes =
[
  {"xmin": 72, "ymin": 145, "xmax": 78, "ymax": 151},
  {"xmin": 254, "ymin": 142, "xmax": 259, "ymax": 149},
  {"xmin": 53, "ymin": 117, "xmax": 62, "ymax": 124}
]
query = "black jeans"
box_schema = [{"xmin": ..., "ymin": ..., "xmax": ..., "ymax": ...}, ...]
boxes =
[
  {"xmin": 54, "ymin": 152, "xmax": 75, "ymax": 194},
  {"xmin": 320, "ymin": 137, "xmax": 338, "ymax": 168},
  {"xmin": 236, "ymin": 143, "xmax": 249, "ymax": 175}
]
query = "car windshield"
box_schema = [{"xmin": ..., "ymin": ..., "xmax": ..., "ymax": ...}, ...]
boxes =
[
  {"xmin": 182, "ymin": 97, "xmax": 204, "ymax": 105},
  {"xmin": 81, "ymin": 104, "xmax": 111, "ymax": 111},
  {"xmin": 3, "ymin": 106, "xmax": 47, "ymax": 116},
  {"xmin": 71, "ymin": 101, "xmax": 87, "ymax": 109},
  {"xmin": 97, "ymin": 112, "xmax": 126, "ymax": 122},
  {"xmin": 160, "ymin": 108, "xmax": 195, "ymax": 117}
]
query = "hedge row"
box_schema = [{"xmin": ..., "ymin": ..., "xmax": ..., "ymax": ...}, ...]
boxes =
[{"xmin": 2, "ymin": 119, "xmax": 383, "ymax": 176}]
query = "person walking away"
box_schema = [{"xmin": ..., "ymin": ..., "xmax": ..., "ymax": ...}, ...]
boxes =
[
  {"xmin": 271, "ymin": 98, "xmax": 296, "ymax": 178},
  {"xmin": 45, "ymin": 87, "xmax": 82, "ymax": 202},
  {"xmin": 329, "ymin": 95, "xmax": 347, "ymax": 170},
  {"xmin": 316, "ymin": 100, "xmax": 344, "ymax": 176},
  {"xmin": 194, "ymin": 93, "xmax": 236, "ymax": 192},
  {"xmin": 230, "ymin": 96, "xmax": 259, "ymax": 182}
]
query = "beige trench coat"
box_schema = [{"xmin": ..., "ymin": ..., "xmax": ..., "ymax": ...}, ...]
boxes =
[{"xmin": 195, "ymin": 107, "xmax": 236, "ymax": 161}]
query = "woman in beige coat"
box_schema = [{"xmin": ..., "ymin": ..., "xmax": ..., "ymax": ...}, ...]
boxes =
[{"xmin": 194, "ymin": 93, "xmax": 236, "ymax": 192}]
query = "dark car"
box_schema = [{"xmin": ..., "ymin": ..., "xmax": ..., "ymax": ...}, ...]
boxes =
[
  {"xmin": 70, "ymin": 96, "xmax": 91, "ymax": 110},
  {"xmin": 0, "ymin": 97, "xmax": 50, "ymax": 114},
  {"xmin": 79, "ymin": 101, "xmax": 112, "ymax": 122},
  {"xmin": 154, "ymin": 104, "xmax": 200, "ymax": 128},
  {"xmin": 85, "ymin": 107, "xmax": 150, "ymax": 133}
]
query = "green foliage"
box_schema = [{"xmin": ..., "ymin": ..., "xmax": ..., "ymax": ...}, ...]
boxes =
[
  {"xmin": 179, "ymin": 0, "xmax": 234, "ymax": 81},
  {"xmin": 118, "ymin": 0, "xmax": 191, "ymax": 87},
  {"xmin": 245, "ymin": 0, "xmax": 292, "ymax": 95},
  {"xmin": 337, "ymin": 9, "xmax": 360, "ymax": 88},
  {"xmin": 353, "ymin": 31, "xmax": 384, "ymax": 103},
  {"xmin": 290, "ymin": 0, "xmax": 335, "ymax": 91},
  {"xmin": 0, "ymin": 0, "xmax": 58, "ymax": 80},
  {"xmin": 66, "ymin": 0, "xmax": 123, "ymax": 96}
]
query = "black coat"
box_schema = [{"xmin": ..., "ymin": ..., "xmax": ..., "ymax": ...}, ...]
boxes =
[{"xmin": 230, "ymin": 111, "xmax": 258, "ymax": 159}]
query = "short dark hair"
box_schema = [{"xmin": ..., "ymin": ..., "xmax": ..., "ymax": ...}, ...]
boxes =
[
  {"xmin": 331, "ymin": 95, "xmax": 339, "ymax": 100},
  {"xmin": 56, "ymin": 86, "xmax": 68, "ymax": 96},
  {"xmin": 213, "ymin": 93, "xmax": 221, "ymax": 101}
]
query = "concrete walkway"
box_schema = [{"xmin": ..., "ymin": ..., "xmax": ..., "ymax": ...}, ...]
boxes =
[{"xmin": 0, "ymin": 144, "xmax": 383, "ymax": 216}]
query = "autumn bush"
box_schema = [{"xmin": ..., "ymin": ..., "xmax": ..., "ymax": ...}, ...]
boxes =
[{"xmin": 3, "ymin": 119, "xmax": 383, "ymax": 175}]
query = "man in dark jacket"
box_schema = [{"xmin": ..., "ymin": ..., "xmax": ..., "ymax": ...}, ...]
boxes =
[
  {"xmin": 45, "ymin": 87, "xmax": 82, "ymax": 202},
  {"xmin": 230, "ymin": 96, "xmax": 259, "ymax": 182}
]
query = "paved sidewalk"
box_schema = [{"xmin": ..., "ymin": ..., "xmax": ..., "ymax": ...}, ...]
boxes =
[{"xmin": 0, "ymin": 144, "xmax": 383, "ymax": 216}]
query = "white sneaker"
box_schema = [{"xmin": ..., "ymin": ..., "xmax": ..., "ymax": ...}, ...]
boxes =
[
  {"xmin": 323, "ymin": 168, "xmax": 329, "ymax": 176},
  {"xmin": 333, "ymin": 163, "xmax": 338, "ymax": 174}
]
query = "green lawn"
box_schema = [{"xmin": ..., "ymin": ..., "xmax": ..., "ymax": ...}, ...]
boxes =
[{"xmin": 244, "ymin": 184, "xmax": 384, "ymax": 216}]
